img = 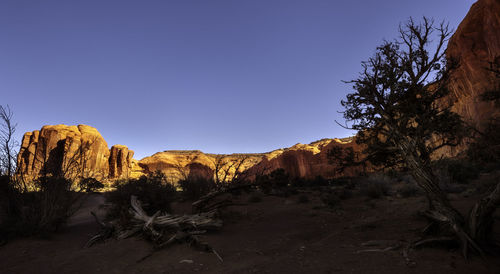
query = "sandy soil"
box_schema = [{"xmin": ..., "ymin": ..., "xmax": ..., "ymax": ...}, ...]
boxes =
[{"xmin": 1, "ymin": 189, "xmax": 499, "ymax": 274}]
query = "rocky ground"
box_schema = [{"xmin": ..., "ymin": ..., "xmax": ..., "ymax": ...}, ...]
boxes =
[{"xmin": 1, "ymin": 176, "xmax": 500, "ymax": 274}]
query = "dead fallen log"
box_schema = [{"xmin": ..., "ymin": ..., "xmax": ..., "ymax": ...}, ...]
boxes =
[{"xmin": 86, "ymin": 195, "xmax": 224, "ymax": 262}]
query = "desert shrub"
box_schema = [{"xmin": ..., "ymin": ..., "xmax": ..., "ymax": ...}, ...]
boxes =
[
  {"xmin": 255, "ymin": 168, "xmax": 291, "ymax": 193},
  {"xmin": 331, "ymin": 177, "xmax": 352, "ymax": 186},
  {"xmin": 467, "ymin": 118, "xmax": 500, "ymax": 169},
  {"xmin": 336, "ymin": 188, "xmax": 353, "ymax": 200},
  {"xmin": 297, "ymin": 194, "xmax": 309, "ymax": 203},
  {"xmin": 398, "ymin": 184, "xmax": 421, "ymax": 198},
  {"xmin": 362, "ymin": 183, "xmax": 389, "ymax": 199},
  {"xmin": 291, "ymin": 175, "xmax": 332, "ymax": 188},
  {"xmin": 0, "ymin": 176, "xmax": 82, "ymax": 240},
  {"xmin": 178, "ymin": 176, "xmax": 216, "ymax": 200},
  {"xmin": 268, "ymin": 168, "xmax": 290, "ymax": 188},
  {"xmin": 321, "ymin": 192, "xmax": 341, "ymax": 208},
  {"xmin": 312, "ymin": 175, "xmax": 330, "ymax": 186},
  {"xmin": 360, "ymin": 174, "xmax": 392, "ymax": 199},
  {"xmin": 290, "ymin": 177, "xmax": 306, "ymax": 187},
  {"xmin": 78, "ymin": 177, "xmax": 104, "ymax": 193},
  {"xmin": 247, "ymin": 193, "xmax": 263, "ymax": 203},
  {"xmin": 433, "ymin": 158, "xmax": 480, "ymax": 185},
  {"xmin": 106, "ymin": 171, "xmax": 176, "ymax": 222}
]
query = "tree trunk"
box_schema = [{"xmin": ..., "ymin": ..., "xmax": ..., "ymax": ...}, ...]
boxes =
[
  {"xmin": 467, "ymin": 181, "xmax": 500, "ymax": 244},
  {"xmin": 398, "ymin": 140, "xmax": 484, "ymax": 256}
]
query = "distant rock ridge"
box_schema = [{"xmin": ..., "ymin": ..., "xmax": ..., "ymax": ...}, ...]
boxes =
[{"xmin": 15, "ymin": 124, "xmax": 359, "ymax": 182}]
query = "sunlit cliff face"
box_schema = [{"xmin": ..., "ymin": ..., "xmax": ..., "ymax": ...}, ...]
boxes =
[
  {"xmin": 445, "ymin": 0, "xmax": 500, "ymax": 129},
  {"xmin": 16, "ymin": 124, "xmax": 360, "ymax": 183}
]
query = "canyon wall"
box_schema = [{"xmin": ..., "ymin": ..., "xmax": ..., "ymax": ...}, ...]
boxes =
[
  {"xmin": 16, "ymin": 124, "xmax": 361, "ymax": 182},
  {"xmin": 245, "ymin": 138, "xmax": 366, "ymax": 180},
  {"xmin": 446, "ymin": 0, "xmax": 500, "ymax": 129},
  {"xmin": 137, "ymin": 150, "xmax": 265, "ymax": 182}
]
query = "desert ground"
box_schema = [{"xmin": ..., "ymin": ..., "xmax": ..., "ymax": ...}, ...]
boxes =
[{"xmin": 1, "ymin": 175, "xmax": 499, "ymax": 274}]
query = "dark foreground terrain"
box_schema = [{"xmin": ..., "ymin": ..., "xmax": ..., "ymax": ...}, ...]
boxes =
[{"xmin": 1, "ymin": 178, "xmax": 500, "ymax": 274}]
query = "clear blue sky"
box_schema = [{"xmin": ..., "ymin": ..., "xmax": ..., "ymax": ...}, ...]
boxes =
[{"xmin": 0, "ymin": 0, "xmax": 474, "ymax": 159}]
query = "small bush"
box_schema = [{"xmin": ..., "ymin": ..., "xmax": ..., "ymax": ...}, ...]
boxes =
[
  {"xmin": 290, "ymin": 176, "xmax": 331, "ymax": 188},
  {"xmin": 297, "ymin": 194, "xmax": 309, "ymax": 203},
  {"xmin": 178, "ymin": 176, "xmax": 216, "ymax": 200},
  {"xmin": 106, "ymin": 171, "xmax": 176, "ymax": 223},
  {"xmin": 321, "ymin": 192, "xmax": 341, "ymax": 208},
  {"xmin": 311, "ymin": 175, "xmax": 330, "ymax": 186},
  {"xmin": 290, "ymin": 177, "xmax": 306, "ymax": 187},
  {"xmin": 336, "ymin": 188, "xmax": 353, "ymax": 200},
  {"xmin": 0, "ymin": 176, "xmax": 82, "ymax": 239},
  {"xmin": 78, "ymin": 177, "xmax": 104, "ymax": 193},
  {"xmin": 332, "ymin": 177, "xmax": 353, "ymax": 187},
  {"xmin": 256, "ymin": 168, "xmax": 290, "ymax": 193},
  {"xmin": 247, "ymin": 193, "xmax": 263, "ymax": 203},
  {"xmin": 398, "ymin": 184, "xmax": 421, "ymax": 198},
  {"xmin": 360, "ymin": 174, "xmax": 392, "ymax": 199},
  {"xmin": 433, "ymin": 159, "xmax": 480, "ymax": 185},
  {"xmin": 363, "ymin": 183, "xmax": 390, "ymax": 199}
]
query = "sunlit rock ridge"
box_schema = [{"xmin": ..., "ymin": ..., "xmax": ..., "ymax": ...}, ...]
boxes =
[{"xmin": 16, "ymin": 124, "xmax": 359, "ymax": 182}]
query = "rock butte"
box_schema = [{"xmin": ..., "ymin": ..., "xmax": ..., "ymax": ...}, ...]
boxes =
[{"xmin": 15, "ymin": 0, "xmax": 500, "ymax": 183}]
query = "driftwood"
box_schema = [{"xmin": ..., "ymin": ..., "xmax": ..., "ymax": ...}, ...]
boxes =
[{"xmin": 86, "ymin": 195, "xmax": 223, "ymax": 262}]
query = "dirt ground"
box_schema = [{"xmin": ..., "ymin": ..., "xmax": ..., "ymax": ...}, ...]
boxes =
[{"xmin": 1, "ymin": 186, "xmax": 500, "ymax": 274}]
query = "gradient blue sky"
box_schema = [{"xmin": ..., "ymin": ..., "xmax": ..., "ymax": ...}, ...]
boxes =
[{"xmin": 1, "ymin": 0, "xmax": 475, "ymax": 159}]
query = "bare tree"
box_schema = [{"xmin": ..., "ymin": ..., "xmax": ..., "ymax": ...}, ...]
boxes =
[
  {"xmin": 61, "ymin": 138, "xmax": 96, "ymax": 180},
  {"xmin": 0, "ymin": 105, "xmax": 18, "ymax": 179},
  {"xmin": 211, "ymin": 154, "xmax": 250, "ymax": 187},
  {"xmin": 172, "ymin": 161, "xmax": 189, "ymax": 182},
  {"xmin": 226, "ymin": 155, "xmax": 251, "ymax": 184}
]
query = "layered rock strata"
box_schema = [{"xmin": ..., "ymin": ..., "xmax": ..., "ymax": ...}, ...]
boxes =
[
  {"xmin": 446, "ymin": 0, "xmax": 500, "ymax": 129},
  {"xmin": 16, "ymin": 125, "xmax": 133, "ymax": 180}
]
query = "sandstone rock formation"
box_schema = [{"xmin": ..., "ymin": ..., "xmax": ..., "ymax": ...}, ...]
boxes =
[
  {"xmin": 109, "ymin": 145, "xmax": 134, "ymax": 179},
  {"xmin": 14, "ymin": 125, "xmax": 367, "ymax": 183},
  {"xmin": 137, "ymin": 150, "xmax": 264, "ymax": 183},
  {"xmin": 446, "ymin": 0, "xmax": 500, "ymax": 130},
  {"xmin": 246, "ymin": 137, "xmax": 365, "ymax": 180},
  {"xmin": 16, "ymin": 125, "xmax": 133, "ymax": 181}
]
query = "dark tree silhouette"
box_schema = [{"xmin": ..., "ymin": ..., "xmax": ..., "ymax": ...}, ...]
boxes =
[
  {"xmin": 0, "ymin": 105, "xmax": 17, "ymax": 179},
  {"xmin": 340, "ymin": 17, "xmax": 500, "ymax": 257}
]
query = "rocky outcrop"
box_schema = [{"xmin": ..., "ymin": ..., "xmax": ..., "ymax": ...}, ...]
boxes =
[
  {"xmin": 446, "ymin": 0, "xmax": 500, "ymax": 130},
  {"xmin": 109, "ymin": 145, "xmax": 134, "ymax": 179},
  {"xmin": 16, "ymin": 125, "xmax": 366, "ymax": 183},
  {"xmin": 16, "ymin": 125, "xmax": 133, "ymax": 181},
  {"xmin": 137, "ymin": 150, "xmax": 264, "ymax": 182},
  {"xmin": 246, "ymin": 137, "xmax": 365, "ymax": 179},
  {"xmin": 135, "ymin": 138, "xmax": 364, "ymax": 182},
  {"xmin": 138, "ymin": 150, "xmax": 214, "ymax": 181}
]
